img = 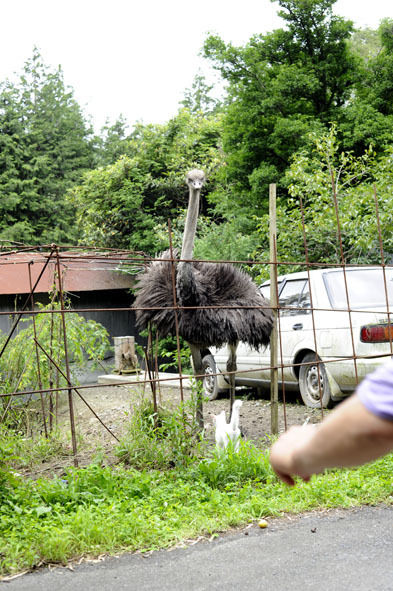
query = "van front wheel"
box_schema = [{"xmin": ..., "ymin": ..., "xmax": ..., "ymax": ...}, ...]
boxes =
[{"xmin": 299, "ymin": 353, "xmax": 333, "ymax": 408}]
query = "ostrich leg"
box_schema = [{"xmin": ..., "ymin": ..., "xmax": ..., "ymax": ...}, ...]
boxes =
[
  {"xmin": 227, "ymin": 344, "xmax": 238, "ymax": 419},
  {"xmin": 189, "ymin": 343, "xmax": 204, "ymax": 430}
]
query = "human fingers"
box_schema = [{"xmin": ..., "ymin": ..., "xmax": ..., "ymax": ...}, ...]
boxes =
[{"xmin": 272, "ymin": 468, "xmax": 296, "ymax": 486}]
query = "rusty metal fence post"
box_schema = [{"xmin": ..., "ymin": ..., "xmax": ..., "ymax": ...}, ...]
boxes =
[{"xmin": 269, "ymin": 183, "xmax": 279, "ymax": 435}]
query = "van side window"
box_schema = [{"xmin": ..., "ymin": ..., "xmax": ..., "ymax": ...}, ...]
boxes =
[
  {"xmin": 299, "ymin": 283, "xmax": 311, "ymax": 311},
  {"xmin": 259, "ymin": 282, "xmax": 282, "ymax": 303},
  {"xmin": 279, "ymin": 280, "xmax": 310, "ymax": 316}
]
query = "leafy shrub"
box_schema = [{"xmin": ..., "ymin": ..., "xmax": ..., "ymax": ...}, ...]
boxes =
[
  {"xmin": 155, "ymin": 334, "xmax": 192, "ymax": 373},
  {"xmin": 0, "ymin": 426, "xmax": 22, "ymax": 494},
  {"xmin": 254, "ymin": 127, "xmax": 393, "ymax": 279},
  {"xmin": 115, "ymin": 392, "xmax": 205, "ymax": 469},
  {"xmin": 135, "ymin": 327, "xmax": 192, "ymax": 374},
  {"xmin": 0, "ymin": 297, "xmax": 111, "ymax": 428}
]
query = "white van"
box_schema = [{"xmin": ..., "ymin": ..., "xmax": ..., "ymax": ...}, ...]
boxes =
[{"xmin": 203, "ymin": 267, "xmax": 393, "ymax": 407}]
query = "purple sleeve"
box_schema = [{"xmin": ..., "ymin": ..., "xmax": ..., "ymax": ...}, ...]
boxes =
[{"xmin": 356, "ymin": 359, "xmax": 393, "ymax": 421}]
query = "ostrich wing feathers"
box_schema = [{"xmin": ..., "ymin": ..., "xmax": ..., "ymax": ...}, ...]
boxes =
[{"xmin": 134, "ymin": 254, "xmax": 273, "ymax": 349}]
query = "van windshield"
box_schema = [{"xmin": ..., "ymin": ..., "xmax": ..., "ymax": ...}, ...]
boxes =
[{"xmin": 324, "ymin": 269, "xmax": 393, "ymax": 309}]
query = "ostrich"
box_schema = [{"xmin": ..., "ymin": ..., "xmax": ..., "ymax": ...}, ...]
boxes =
[{"xmin": 134, "ymin": 169, "xmax": 273, "ymax": 426}]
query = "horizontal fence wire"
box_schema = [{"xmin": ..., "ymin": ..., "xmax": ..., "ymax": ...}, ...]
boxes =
[{"xmin": 0, "ymin": 180, "xmax": 391, "ymax": 459}]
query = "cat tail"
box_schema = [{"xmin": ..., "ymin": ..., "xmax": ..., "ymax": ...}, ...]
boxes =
[{"xmin": 230, "ymin": 400, "xmax": 242, "ymax": 432}]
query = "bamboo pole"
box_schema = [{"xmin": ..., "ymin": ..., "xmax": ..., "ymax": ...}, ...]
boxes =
[{"xmin": 269, "ymin": 183, "xmax": 279, "ymax": 435}]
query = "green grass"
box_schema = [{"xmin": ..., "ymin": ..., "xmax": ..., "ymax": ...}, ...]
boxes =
[{"xmin": 1, "ymin": 440, "xmax": 392, "ymax": 577}]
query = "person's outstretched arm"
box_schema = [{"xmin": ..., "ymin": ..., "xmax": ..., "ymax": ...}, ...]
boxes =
[{"xmin": 269, "ymin": 394, "xmax": 393, "ymax": 486}]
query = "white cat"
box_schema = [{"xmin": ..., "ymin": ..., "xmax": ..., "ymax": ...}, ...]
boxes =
[{"xmin": 214, "ymin": 400, "xmax": 243, "ymax": 452}]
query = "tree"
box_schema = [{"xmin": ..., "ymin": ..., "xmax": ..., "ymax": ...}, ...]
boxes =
[
  {"xmin": 69, "ymin": 109, "xmax": 224, "ymax": 253},
  {"xmin": 203, "ymin": 0, "xmax": 357, "ymax": 218},
  {"xmin": 358, "ymin": 19, "xmax": 393, "ymax": 116},
  {"xmin": 339, "ymin": 19, "xmax": 393, "ymax": 153},
  {"xmin": 0, "ymin": 49, "xmax": 95, "ymax": 245},
  {"xmin": 95, "ymin": 115, "xmax": 131, "ymax": 167},
  {"xmin": 0, "ymin": 83, "xmax": 36, "ymax": 244},
  {"xmin": 253, "ymin": 127, "xmax": 393, "ymax": 280},
  {"xmin": 349, "ymin": 27, "xmax": 381, "ymax": 61},
  {"xmin": 180, "ymin": 72, "xmax": 222, "ymax": 115}
]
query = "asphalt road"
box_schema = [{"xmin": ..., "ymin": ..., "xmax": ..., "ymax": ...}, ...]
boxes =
[{"xmin": 3, "ymin": 505, "xmax": 393, "ymax": 591}]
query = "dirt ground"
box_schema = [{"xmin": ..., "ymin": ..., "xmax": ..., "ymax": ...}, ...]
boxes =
[{"xmin": 52, "ymin": 378, "xmax": 331, "ymax": 465}]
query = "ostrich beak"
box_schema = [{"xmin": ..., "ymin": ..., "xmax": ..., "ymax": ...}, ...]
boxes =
[{"xmin": 190, "ymin": 180, "xmax": 204, "ymax": 190}]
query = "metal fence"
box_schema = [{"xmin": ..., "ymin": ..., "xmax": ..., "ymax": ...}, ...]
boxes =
[{"xmin": 1, "ymin": 183, "xmax": 392, "ymax": 465}]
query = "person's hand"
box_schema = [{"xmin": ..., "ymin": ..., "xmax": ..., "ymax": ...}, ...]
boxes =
[{"xmin": 269, "ymin": 424, "xmax": 317, "ymax": 486}]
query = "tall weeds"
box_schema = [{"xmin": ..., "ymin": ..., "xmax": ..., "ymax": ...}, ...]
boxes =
[{"xmin": 115, "ymin": 391, "xmax": 206, "ymax": 469}]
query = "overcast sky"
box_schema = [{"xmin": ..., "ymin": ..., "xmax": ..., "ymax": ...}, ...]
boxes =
[{"xmin": 1, "ymin": 0, "xmax": 391, "ymax": 131}]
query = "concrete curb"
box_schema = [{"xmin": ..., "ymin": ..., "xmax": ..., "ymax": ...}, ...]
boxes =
[{"xmin": 97, "ymin": 372, "xmax": 193, "ymax": 390}]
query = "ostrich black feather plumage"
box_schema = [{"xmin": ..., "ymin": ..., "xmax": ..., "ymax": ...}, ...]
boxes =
[{"xmin": 134, "ymin": 249, "xmax": 273, "ymax": 349}]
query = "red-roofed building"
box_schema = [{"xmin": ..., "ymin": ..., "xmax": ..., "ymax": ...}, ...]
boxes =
[{"xmin": 0, "ymin": 251, "xmax": 137, "ymax": 342}]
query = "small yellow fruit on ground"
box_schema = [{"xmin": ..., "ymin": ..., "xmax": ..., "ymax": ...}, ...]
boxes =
[{"xmin": 258, "ymin": 519, "xmax": 268, "ymax": 528}]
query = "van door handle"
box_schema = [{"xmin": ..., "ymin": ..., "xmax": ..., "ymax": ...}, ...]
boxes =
[{"xmin": 292, "ymin": 323, "xmax": 303, "ymax": 330}]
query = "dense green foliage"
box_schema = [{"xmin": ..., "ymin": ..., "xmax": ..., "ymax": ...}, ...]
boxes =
[
  {"xmin": 203, "ymin": 2, "xmax": 393, "ymax": 222},
  {"xmin": 203, "ymin": 0, "xmax": 357, "ymax": 216},
  {"xmin": 68, "ymin": 1, "xmax": 393, "ymax": 261},
  {"xmin": 338, "ymin": 18, "xmax": 393, "ymax": 154},
  {"xmin": 0, "ymin": 298, "xmax": 110, "ymax": 429},
  {"xmin": 253, "ymin": 127, "xmax": 393, "ymax": 277},
  {"xmin": 68, "ymin": 109, "xmax": 224, "ymax": 253},
  {"xmin": 0, "ymin": 49, "xmax": 95, "ymax": 245}
]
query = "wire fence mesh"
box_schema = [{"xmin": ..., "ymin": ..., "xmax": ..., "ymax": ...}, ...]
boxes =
[{"xmin": 1, "ymin": 183, "xmax": 392, "ymax": 465}]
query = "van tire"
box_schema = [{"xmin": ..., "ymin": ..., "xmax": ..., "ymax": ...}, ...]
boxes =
[
  {"xmin": 202, "ymin": 354, "xmax": 221, "ymax": 400},
  {"xmin": 299, "ymin": 353, "xmax": 333, "ymax": 408}
]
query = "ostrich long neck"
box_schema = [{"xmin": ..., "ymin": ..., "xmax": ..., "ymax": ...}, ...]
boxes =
[
  {"xmin": 180, "ymin": 187, "xmax": 200, "ymax": 261},
  {"xmin": 177, "ymin": 186, "xmax": 200, "ymax": 307}
]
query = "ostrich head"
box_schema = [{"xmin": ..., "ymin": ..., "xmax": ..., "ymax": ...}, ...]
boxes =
[{"xmin": 186, "ymin": 169, "xmax": 206, "ymax": 191}]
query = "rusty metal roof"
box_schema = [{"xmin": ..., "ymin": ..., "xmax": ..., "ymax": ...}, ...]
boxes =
[{"xmin": 0, "ymin": 252, "xmax": 135, "ymax": 295}]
